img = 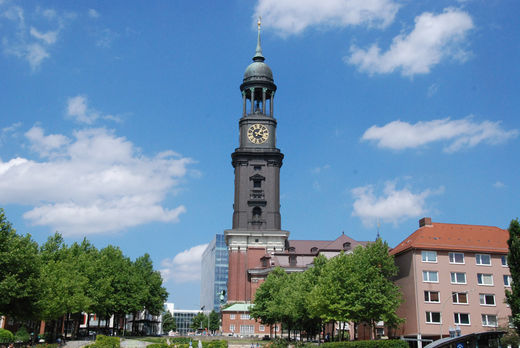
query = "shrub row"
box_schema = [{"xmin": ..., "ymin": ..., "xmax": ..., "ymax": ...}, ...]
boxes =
[
  {"xmin": 147, "ymin": 340, "xmax": 228, "ymax": 348},
  {"xmin": 322, "ymin": 340, "xmax": 408, "ymax": 348},
  {"xmin": 86, "ymin": 335, "xmax": 120, "ymax": 348}
]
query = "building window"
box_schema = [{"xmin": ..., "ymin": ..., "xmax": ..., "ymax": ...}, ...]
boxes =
[
  {"xmin": 230, "ymin": 324, "xmax": 235, "ymax": 332},
  {"xmin": 502, "ymin": 255, "xmax": 508, "ymax": 266},
  {"xmin": 426, "ymin": 312, "xmax": 441, "ymax": 324},
  {"xmin": 422, "ymin": 251, "xmax": 437, "ymax": 263},
  {"xmin": 451, "ymin": 272, "xmax": 467, "ymax": 284},
  {"xmin": 476, "ymin": 254, "xmax": 492, "ymax": 266},
  {"xmin": 259, "ymin": 325, "xmax": 265, "ymax": 332},
  {"xmin": 240, "ymin": 313, "xmax": 250, "ymax": 320},
  {"xmin": 449, "ymin": 252, "xmax": 465, "ymax": 264},
  {"xmin": 275, "ymin": 325, "xmax": 279, "ymax": 332},
  {"xmin": 424, "ymin": 291, "xmax": 440, "ymax": 303},
  {"xmin": 454, "ymin": 313, "xmax": 470, "ymax": 325},
  {"xmin": 482, "ymin": 314, "xmax": 497, "ymax": 327},
  {"xmin": 230, "ymin": 314, "xmax": 236, "ymax": 320},
  {"xmin": 254, "ymin": 166, "xmax": 261, "ymax": 171},
  {"xmin": 504, "ymin": 275, "xmax": 512, "ymax": 287},
  {"xmin": 479, "ymin": 294, "xmax": 496, "ymax": 306},
  {"xmin": 452, "ymin": 292, "xmax": 468, "ymax": 304},
  {"xmin": 252, "ymin": 207, "xmax": 262, "ymax": 219},
  {"xmin": 240, "ymin": 325, "xmax": 255, "ymax": 335},
  {"xmin": 477, "ymin": 273, "xmax": 494, "ymax": 286},
  {"xmin": 423, "ymin": 271, "xmax": 439, "ymax": 283}
]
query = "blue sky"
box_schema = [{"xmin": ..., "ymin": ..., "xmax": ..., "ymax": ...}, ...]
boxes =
[{"xmin": 0, "ymin": 0, "xmax": 518, "ymax": 309}]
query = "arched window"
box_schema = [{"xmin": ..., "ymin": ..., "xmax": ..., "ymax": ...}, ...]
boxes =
[
  {"xmin": 310, "ymin": 247, "xmax": 318, "ymax": 253},
  {"xmin": 343, "ymin": 242, "xmax": 351, "ymax": 250}
]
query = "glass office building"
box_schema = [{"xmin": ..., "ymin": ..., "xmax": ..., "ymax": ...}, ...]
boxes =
[
  {"xmin": 172, "ymin": 309, "xmax": 200, "ymax": 335},
  {"xmin": 200, "ymin": 234, "xmax": 228, "ymax": 312}
]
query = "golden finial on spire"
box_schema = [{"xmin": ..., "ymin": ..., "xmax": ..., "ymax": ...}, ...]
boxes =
[{"xmin": 254, "ymin": 16, "xmax": 264, "ymax": 61}]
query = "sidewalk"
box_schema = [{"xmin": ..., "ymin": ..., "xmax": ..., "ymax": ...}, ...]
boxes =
[{"xmin": 63, "ymin": 339, "xmax": 150, "ymax": 348}]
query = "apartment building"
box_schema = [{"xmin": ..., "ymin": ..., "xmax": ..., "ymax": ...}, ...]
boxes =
[{"xmin": 391, "ymin": 217, "xmax": 511, "ymax": 348}]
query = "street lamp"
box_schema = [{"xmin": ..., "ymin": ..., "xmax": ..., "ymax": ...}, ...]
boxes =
[{"xmin": 200, "ymin": 306, "xmax": 210, "ymax": 334}]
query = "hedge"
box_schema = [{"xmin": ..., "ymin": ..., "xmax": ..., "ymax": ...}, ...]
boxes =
[
  {"xmin": 148, "ymin": 340, "xmax": 228, "ymax": 348},
  {"xmin": 0, "ymin": 329, "xmax": 14, "ymax": 344},
  {"xmin": 322, "ymin": 340, "xmax": 408, "ymax": 348},
  {"xmin": 86, "ymin": 335, "xmax": 120, "ymax": 348}
]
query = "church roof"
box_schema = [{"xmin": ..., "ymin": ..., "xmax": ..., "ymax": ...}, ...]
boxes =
[
  {"xmin": 390, "ymin": 220, "xmax": 508, "ymax": 256},
  {"xmin": 285, "ymin": 233, "xmax": 369, "ymax": 254}
]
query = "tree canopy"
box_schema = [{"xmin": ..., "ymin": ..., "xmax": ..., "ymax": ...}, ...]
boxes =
[
  {"xmin": 0, "ymin": 208, "xmax": 168, "ymax": 337},
  {"xmin": 507, "ymin": 218, "xmax": 520, "ymax": 333},
  {"xmin": 252, "ymin": 239, "xmax": 402, "ymax": 340}
]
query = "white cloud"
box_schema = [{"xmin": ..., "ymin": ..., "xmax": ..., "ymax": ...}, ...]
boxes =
[
  {"xmin": 427, "ymin": 83, "xmax": 439, "ymax": 97},
  {"xmin": 0, "ymin": 125, "xmax": 193, "ymax": 235},
  {"xmin": 25, "ymin": 126, "xmax": 70, "ymax": 157},
  {"xmin": 30, "ymin": 27, "xmax": 58, "ymax": 44},
  {"xmin": 88, "ymin": 9, "xmax": 99, "ymax": 18},
  {"xmin": 25, "ymin": 43, "xmax": 50, "ymax": 69},
  {"xmin": 160, "ymin": 244, "xmax": 208, "ymax": 283},
  {"xmin": 66, "ymin": 95, "xmax": 119, "ymax": 124},
  {"xmin": 362, "ymin": 117, "xmax": 519, "ymax": 152},
  {"xmin": 1, "ymin": 4, "xmax": 68, "ymax": 70},
  {"xmin": 493, "ymin": 181, "xmax": 505, "ymax": 189},
  {"xmin": 311, "ymin": 164, "xmax": 330, "ymax": 174},
  {"xmin": 352, "ymin": 181, "xmax": 440, "ymax": 226},
  {"xmin": 254, "ymin": 0, "xmax": 399, "ymax": 36},
  {"xmin": 347, "ymin": 8, "xmax": 474, "ymax": 76}
]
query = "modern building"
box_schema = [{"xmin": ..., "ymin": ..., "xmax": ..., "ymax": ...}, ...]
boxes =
[
  {"xmin": 391, "ymin": 217, "xmax": 511, "ymax": 348},
  {"xmin": 200, "ymin": 234, "xmax": 228, "ymax": 312},
  {"xmin": 172, "ymin": 309, "xmax": 201, "ymax": 335}
]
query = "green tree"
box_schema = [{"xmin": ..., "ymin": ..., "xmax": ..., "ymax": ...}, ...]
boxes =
[
  {"xmin": 0, "ymin": 209, "xmax": 41, "ymax": 320},
  {"xmin": 506, "ymin": 218, "xmax": 520, "ymax": 333},
  {"xmin": 38, "ymin": 234, "xmax": 92, "ymax": 339},
  {"xmin": 209, "ymin": 310, "xmax": 220, "ymax": 333},
  {"xmin": 348, "ymin": 238, "xmax": 403, "ymax": 338},
  {"xmin": 308, "ymin": 252, "xmax": 356, "ymax": 336},
  {"xmin": 251, "ymin": 267, "xmax": 288, "ymax": 334},
  {"xmin": 190, "ymin": 312, "xmax": 208, "ymax": 331},
  {"xmin": 134, "ymin": 254, "xmax": 168, "ymax": 316},
  {"xmin": 162, "ymin": 311, "xmax": 177, "ymax": 332}
]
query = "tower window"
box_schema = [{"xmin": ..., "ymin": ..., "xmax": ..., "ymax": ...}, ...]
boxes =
[
  {"xmin": 254, "ymin": 166, "xmax": 261, "ymax": 171},
  {"xmin": 252, "ymin": 207, "xmax": 262, "ymax": 219},
  {"xmin": 253, "ymin": 180, "xmax": 261, "ymax": 188}
]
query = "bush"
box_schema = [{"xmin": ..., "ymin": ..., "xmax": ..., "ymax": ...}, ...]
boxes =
[
  {"xmin": 322, "ymin": 340, "xmax": 408, "ymax": 348},
  {"xmin": 147, "ymin": 344, "xmax": 168, "ymax": 348},
  {"xmin": 266, "ymin": 338, "xmax": 289, "ymax": 348},
  {"xmin": 87, "ymin": 335, "xmax": 120, "ymax": 348},
  {"xmin": 15, "ymin": 327, "xmax": 30, "ymax": 343},
  {"xmin": 0, "ymin": 329, "xmax": 14, "ymax": 344}
]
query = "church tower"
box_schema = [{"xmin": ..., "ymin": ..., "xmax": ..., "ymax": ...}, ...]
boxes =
[{"xmin": 225, "ymin": 20, "xmax": 290, "ymax": 302}]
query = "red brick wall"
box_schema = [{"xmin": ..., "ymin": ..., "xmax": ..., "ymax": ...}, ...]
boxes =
[{"xmin": 228, "ymin": 247, "xmax": 268, "ymax": 302}]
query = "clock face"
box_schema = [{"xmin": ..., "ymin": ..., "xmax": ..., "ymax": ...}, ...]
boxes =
[{"xmin": 247, "ymin": 124, "xmax": 269, "ymax": 144}]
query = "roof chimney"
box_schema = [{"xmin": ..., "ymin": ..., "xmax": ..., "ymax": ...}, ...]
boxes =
[{"xmin": 419, "ymin": 217, "xmax": 432, "ymax": 227}]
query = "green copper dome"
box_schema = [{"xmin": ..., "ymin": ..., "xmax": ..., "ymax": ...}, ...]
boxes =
[{"xmin": 243, "ymin": 61, "xmax": 273, "ymax": 82}]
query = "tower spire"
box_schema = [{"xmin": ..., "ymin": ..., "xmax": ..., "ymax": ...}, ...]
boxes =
[{"xmin": 254, "ymin": 17, "xmax": 265, "ymax": 62}]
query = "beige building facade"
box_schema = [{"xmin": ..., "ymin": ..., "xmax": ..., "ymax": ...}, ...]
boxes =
[{"xmin": 391, "ymin": 217, "xmax": 511, "ymax": 348}]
